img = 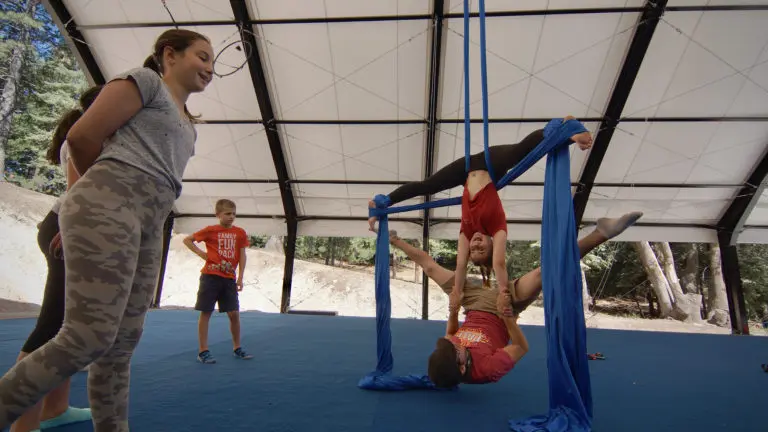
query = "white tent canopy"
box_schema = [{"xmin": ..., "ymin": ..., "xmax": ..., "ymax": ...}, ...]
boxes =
[{"xmin": 46, "ymin": 0, "xmax": 768, "ymax": 244}]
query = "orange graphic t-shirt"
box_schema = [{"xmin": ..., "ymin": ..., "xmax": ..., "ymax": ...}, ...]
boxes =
[{"xmin": 192, "ymin": 225, "xmax": 249, "ymax": 280}]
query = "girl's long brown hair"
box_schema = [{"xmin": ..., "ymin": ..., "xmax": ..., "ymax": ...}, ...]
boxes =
[{"xmin": 142, "ymin": 29, "xmax": 210, "ymax": 122}]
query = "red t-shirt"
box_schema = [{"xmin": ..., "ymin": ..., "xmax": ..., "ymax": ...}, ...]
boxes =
[
  {"xmin": 460, "ymin": 182, "xmax": 507, "ymax": 239},
  {"xmin": 192, "ymin": 225, "xmax": 249, "ymax": 280},
  {"xmin": 450, "ymin": 311, "xmax": 515, "ymax": 384}
]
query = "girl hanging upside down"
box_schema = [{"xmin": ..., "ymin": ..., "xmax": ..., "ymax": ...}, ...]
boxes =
[{"xmin": 368, "ymin": 116, "xmax": 594, "ymax": 309}]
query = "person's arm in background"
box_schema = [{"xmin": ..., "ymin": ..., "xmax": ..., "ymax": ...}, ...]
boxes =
[
  {"xmin": 49, "ymin": 157, "xmax": 83, "ymax": 256},
  {"xmin": 183, "ymin": 229, "xmax": 208, "ymax": 261},
  {"xmin": 237, "ymin": 230, "xmax": 247, "ymax": 291}
]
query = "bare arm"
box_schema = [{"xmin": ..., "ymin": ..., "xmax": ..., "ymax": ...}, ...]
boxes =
[
  {"xmin": 495, "ymin": 290, "xmax": 528, "ymax": 362},
  {"xmin": 389, "ymin": 235, "xmax": 432, "ymax": 268},
  {"xmin": 66, "ymin": 158, "xmax": 80, "ymax": 191},
  {"xmin": 67, "ymin": 79, "xmax": 143, "ymax": 174},
  {"xmin": 501, "ymin": 316, "xmax": 528, "ymax": 363},
  {"xmin": 389, "ymin": 233, "xmax": 454, "ymax": 286},
  {"xmin": 183, "ymin": 235, "xmax": 207, "ymax": 261},
  {"xmin": 49, "ymin": 158, "xmax": 83, "ymax": 255},
  {"xmin": 445, "ymin": 309, "xmax": 460, "ymax": 337},
  {"xmin": 453, "ymin": 234, "xmax": 470, "ymax": 296},
  {"xmin": 237, "ymin": 247, "xmax": 246, "ymax": 284},
  {"xmin": 492, "ymin": 230, "xmax": 509, "ymax": 293}
]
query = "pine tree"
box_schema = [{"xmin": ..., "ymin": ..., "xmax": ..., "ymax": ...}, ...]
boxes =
[
  {"xmin": 1, "ymin": 0, "xmax": 64, "ymax": 179},
  {"xmin": 5, "ymin": 47, "xmax": 86, "ymax": 195}
]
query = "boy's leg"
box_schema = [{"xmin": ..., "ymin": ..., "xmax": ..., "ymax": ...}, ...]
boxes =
[
  {"xmin": 194, "ymin": 275, "xmax": 218, "ymax": 363},
  {"xmin": 511, "ymin": 212, "xmax": 643, "ymax": 311},
  {"xmin": 220, "ymin": 279, "xmax": 252, "ymax": 359},
  {"xmin": 198, "ymin": 313, "xmax": 213, "ymax": 354}
]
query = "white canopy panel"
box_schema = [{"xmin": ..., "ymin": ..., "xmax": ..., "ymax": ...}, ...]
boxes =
[{"xmin": 53, "ymin": 0, "xmax": 768, "ymax": 243}]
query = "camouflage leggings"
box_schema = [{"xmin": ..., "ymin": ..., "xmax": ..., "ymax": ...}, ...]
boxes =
[{"xmin": 0, "ymin": 160, "xmax": 175, "ymax": 431}]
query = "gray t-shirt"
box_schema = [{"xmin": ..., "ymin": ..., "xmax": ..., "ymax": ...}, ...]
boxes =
[{"xmin": 95, "ymin": 67, "xmax": 196, "ymax": 198}]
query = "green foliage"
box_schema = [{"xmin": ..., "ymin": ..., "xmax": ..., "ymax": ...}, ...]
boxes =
[
  {"xmin": 2, "ymin": 1, "xmax": 84, "ymax": 194},
  {"xmin": 506, "ymin": 241, "xmax": 540, "ymax": 279},
  {"xmin": 347, "ymin": 237, "xmax": 377, "ymax": 265},
  {"xmin": 737, "ymin": 244, "xmax": 768, "ymax": 321},
  {"xmin": 249, "ymin": 235, "xmax": 267, "ymax": 248},
  {"xmin": 5, "ymin": 48, "xmax": 86, "ymax": 195},
  {"xmin": 428, "ymin": 238, "xmax": 458, "ymax": 269}
]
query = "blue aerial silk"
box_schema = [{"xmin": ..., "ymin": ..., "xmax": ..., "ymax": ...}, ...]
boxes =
[
  {"xmin": 507, "ymin": 124, "xmax": 593, "ymax": 432},
  {"xmin": 361, "ymin": 119, "xmax": 593, "ymax": 427},
  {"xmin": 360, "ymin": 4, "xmax": 592, "ymax": 427}
]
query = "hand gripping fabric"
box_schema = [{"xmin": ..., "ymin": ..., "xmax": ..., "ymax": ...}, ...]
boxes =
[{"xmin": 361, "ymin": 119, "xmax": 592, "ymax": 407}]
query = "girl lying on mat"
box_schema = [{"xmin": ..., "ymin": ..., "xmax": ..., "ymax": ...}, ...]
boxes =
[
  {"xmin": 368, "ymin": 116, "xmax": 594, "ymax": 318},
  {"xmin": 386, "ymin": 211, "xmax": 642, "ymax": 388}
]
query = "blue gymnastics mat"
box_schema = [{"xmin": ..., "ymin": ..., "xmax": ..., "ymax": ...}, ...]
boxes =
[{"xmin": 1, "ymin": 310, "xmax": 765, "ymax": 431}]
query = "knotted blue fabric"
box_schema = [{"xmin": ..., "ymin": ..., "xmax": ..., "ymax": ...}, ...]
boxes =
[{"xmin": 361, "ymin": 119, "xmax": 594, "ymax": 429}]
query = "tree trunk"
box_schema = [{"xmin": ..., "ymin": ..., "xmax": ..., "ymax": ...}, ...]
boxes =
[
  {"xmin": 264, "ymin": 235, "xmax": 284, "ymax": 255},
  {"xmin": 414, "ymin": 241, "xmax": 421, "ymax": 282},
  {"xmin": 633, "ymin": 242, "xmax": 675, "ymax": 318},
  {"xmin": 647, "ymin": 290, "xmax": 657, "ymax": 318},
  {"xmin": 580, "ymin": 264, "xmax": 591, "ymax": 314},
  {"xmin": 707, "ymin": 243, "xmax": 730, "ymax": 327},
  {"xmin": 0, "ymin": 0, "xmax": 38, "ymax": 178},
  {"xmin": 656, "ymin": 242, "xmax": 703, "ymax": 323},
  {"xmin": 680, "ymin": 244, "xmax": 699, "ymax": 294}
]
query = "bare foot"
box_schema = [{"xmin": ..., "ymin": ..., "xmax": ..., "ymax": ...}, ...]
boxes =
[
  {"xmin": 596, "ymin": 211, "xmax": 643, "ymax": 240},
  {"xmin": 573, "ymin": 131, "xmax": 593, "ymax": 150},
  {"xmin": 563, "ymin": 116, "xmax": 593, "ymax": 150}
]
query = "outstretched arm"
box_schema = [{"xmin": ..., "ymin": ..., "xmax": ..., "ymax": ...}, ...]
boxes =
[{"xmin": 389, "ymin": 233, "xmax": 454, "ymax": 286}]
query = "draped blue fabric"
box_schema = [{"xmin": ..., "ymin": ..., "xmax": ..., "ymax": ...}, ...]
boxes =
[
  {"xmin": 361, "ymin": 120, "xmax": 593, "ymax": 414},
  {"xmin": 507, "ymin": 124, "xmax": 593, "ymax": 432},
  {"xmin": 478, "ymin": 0, "xmax": 495, "ymax": 183},
  {"xmin": 362, "ymin": 0, "xmax": 593, "ymax": 424}
]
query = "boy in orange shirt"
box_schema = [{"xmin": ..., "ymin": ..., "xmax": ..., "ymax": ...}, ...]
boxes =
[{"xmin": 183, "ymin": 199, "xmax": 252, "ymax": 364}]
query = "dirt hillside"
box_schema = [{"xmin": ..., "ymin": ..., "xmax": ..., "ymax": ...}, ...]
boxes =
[{"xmin": 1, "ymin": 182, "xmax": 756, "ymax": 336}]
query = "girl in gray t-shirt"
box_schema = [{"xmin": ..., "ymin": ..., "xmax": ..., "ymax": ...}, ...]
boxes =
[{"xmin": 0, "ymin": 29, "xmax": 215, "ymax": 430}]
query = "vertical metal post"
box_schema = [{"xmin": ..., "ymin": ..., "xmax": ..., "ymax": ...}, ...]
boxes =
[
  {"xmin": 152, "ymin": 213, "xmax": 174, "ymax": 308},
  {"xmin": 717, "ymin": 232, "xmax": 750, "ymax": 335},
  {"xmin": 280, "ymin": 219, "xmax": 298, "ymax": 313},
  {"xmin": 421, "ymin": 0, "xmax": 446, "ymax": 320}
]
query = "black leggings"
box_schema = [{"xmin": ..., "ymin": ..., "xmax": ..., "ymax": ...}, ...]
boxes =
[
  {"xmin": 21, "ymin": 210, "xmax": 65, "ymax": 353},
  {"xmin": 388, "ymin": 129, "xmax": 545, "ymax": 205}
]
